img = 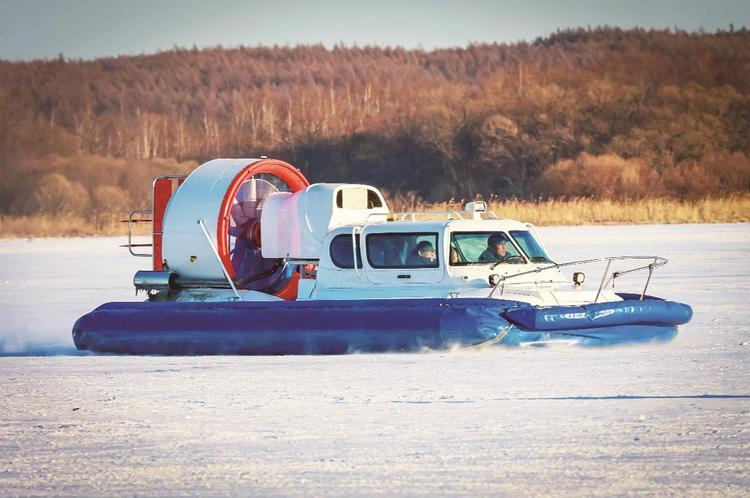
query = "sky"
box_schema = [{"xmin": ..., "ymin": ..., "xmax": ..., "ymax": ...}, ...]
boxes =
[{"xmin": 0, "ymin": 0, "xmax": 748, "ymax": 61}]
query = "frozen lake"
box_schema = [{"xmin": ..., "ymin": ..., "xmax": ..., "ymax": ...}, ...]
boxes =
[{"xmin": 1, "ymin": 224, "xmax": 748, "ymax": 496}]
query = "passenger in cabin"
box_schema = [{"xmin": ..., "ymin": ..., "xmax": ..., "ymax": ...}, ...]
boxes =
[
  {"xmin": 407, "ymin": 241, "xmax": 437, "ymax": 266},
  {"xmin": 450, "ymin": 247, "xmax": 461, "ymax": 264},
  {"xmin": 479, "ymin": 234, "xmax": 509, "ymax": 263}
]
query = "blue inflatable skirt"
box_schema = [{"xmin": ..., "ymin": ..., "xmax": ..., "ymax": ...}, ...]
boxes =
[
  {"xmin": 73, "ymin": 298, "xmax": 520, "ymax": 355},
  {"xmin": 72, "ymin": 297, "xmax": 692, "ymax": 355}
]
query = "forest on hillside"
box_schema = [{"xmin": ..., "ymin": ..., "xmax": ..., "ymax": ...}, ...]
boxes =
[{"xmin": 1, "ymin": 27, "xmax": 749, "ymax": 224}]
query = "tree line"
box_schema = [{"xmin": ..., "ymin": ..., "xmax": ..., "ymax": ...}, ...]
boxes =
[{"xmin": 0, "ymin": 27, "xmax": 749, "ymax": 222}]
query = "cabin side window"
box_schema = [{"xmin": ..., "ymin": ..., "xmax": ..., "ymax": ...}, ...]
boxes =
[
  {"xmin": 366, "ymin": 233, "xmax": 439, "ymax": 269},
  {"xmin": 330, "ymin": 234, "xmax": 363, "ymax": 269}
]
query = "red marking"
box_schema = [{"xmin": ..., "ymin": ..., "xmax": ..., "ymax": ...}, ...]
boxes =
[
  {"xmin": 216, "ymin": 159, "xmax": 309, "ymax": 300},
  {"xmin": 274, "ymin": 271, "xmax": 301, "ymax": 301},
  {"xmin": 152, "ymin": 177, "xmax": 185, "ymax": 271}
]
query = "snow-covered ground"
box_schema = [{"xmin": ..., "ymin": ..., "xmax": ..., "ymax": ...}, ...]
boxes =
[{"xmin": 0, "ymin": 224, "xmax": 748, "ymax": 496}]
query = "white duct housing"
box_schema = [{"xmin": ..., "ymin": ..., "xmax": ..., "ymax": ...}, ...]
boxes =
[
  {"xmin": 162, "ymin": 158, "xmax": 261, "ymax": 280},
  {"xmin": 261, "ymin": 183, "xmax": 389, "ymax": 260},
  {"xmin": 160, "ymin": 157, "xmax": 310, "ymax": 284}
]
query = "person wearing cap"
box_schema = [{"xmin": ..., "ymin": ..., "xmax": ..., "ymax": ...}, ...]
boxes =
[
  {"xmin": 479, "ymin": 233, "xmax": 509, "ymax": 263},
  {"xmin": 407, "ymin": 240, "xmax": 437, "ymax": 266}
]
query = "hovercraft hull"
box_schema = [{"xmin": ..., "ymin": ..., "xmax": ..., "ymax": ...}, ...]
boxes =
[{"xmin": 72, "ymin": 296, "xmax": 692, "ymax": 355}]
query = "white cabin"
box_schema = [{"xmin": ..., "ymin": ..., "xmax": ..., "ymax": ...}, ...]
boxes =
[
  {"xmin": 299, "ymin": 216, "xmax": 621, "ymax": 305},
  {"xmin": 254, "ymin": 184, "xmax": 620, "ymax": 306}
]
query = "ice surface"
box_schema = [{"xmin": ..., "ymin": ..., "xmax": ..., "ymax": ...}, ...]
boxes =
[{"xmin": 0, "ymin": 224, "xmax": 748, "ymax": 496}]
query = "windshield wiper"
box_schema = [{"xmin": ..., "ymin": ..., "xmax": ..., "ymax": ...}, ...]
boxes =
[
  {"xmin": 489, "ymin": 255, "xmax": 526, "ymax": 269},
  {"xmin": 529, "ymin": 257, "xmax": 551, "ymax": 263}
]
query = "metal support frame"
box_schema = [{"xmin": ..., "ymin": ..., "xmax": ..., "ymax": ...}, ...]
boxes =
[
  {"xmin": 351, "ymin": 226, "xmax": 364, "ymax": 280},
  {"xmin": 594, "ymin": 259, "xmax": 612, "ymax": 303},
  {"xmin": 126, "ymin": 210, "xmax": 153, "ymax": 257},
  {"xmin": 640, "ymin": 257, "xmax": 658, "ymax": 300},
  {"xmin": 488, "ymin": 255, "xmax": 668, "ymax": 300},
  {"xmin": 124, "ymin": 175, "xmax": 186, "ymax": 259},
  {"xmin": 392, "ymin": 210, "xmax": 465, "ymax": 221},
  {"xmin": 197, "ymin": 218, "xmax": 242, "ymax": 301}
]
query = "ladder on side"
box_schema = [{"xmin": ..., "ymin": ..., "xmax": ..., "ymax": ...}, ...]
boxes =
[{"xmin": 121, "ymin": 175, "xmax": 186, "ymax": 271}]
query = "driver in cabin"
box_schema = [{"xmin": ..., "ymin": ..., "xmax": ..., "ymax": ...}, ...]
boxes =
[
  {"xmin": 407, "ymin": 240, "xmax": 436, "ymax": 266},
  {"xmin": 479, "ymin": 234, "xmax": 509, "ymax": 263}
]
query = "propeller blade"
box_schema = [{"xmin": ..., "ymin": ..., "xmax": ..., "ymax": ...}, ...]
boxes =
[{"xmin": 226, "ymin": 177, "xmax": 284, "ymax": 286}]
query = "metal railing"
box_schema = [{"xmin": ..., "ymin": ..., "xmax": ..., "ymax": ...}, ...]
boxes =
[
  {"xmin": 123, "ymin": 175, "xmax": 186, "ymax": 258},
  {"xmin": 387, "ymin": 209, "xmax": 500, "ymax": 222},
  {"xmin": 391, "ymin": 210, "xmax": 465, "ymax": 221},
  {"xmin": 124, "ymin": 209, "xmax": 153, "ymax": 257},
  {"xmin": 488, "ymin": 255, "xmax": 668, "ymax": 302}
]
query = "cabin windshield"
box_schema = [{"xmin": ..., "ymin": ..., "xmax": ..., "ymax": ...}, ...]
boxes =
[
  {"xmin": 449, "ymin": 231, "xmax": 525, "ymax": 265},
  {"xmin": 509, "ymin": 230, "xmax": 552, "ymax": 263}
]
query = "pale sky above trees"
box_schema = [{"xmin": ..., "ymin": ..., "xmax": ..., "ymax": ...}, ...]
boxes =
[{"xmin": 0, "ymin": 0, "xmax": 748, "ymax": 61}]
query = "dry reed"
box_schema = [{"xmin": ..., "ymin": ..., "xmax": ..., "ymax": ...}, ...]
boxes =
[
  {"xmin": 386, "ymin": 195, "xmax": 750, "ymax": 226},
  {"xmin": 1, "ymin": 196, "xmax": 748, "ymax": 239}
]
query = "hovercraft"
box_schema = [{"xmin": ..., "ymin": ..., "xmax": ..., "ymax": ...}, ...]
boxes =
[{"xmin": 73, "ymin": 158, "xmax": 692, "ymax": 354}]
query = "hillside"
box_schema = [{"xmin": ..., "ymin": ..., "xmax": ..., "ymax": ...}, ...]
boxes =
[{"xmin": 1, "ymin": 27, "xmax": 749, "ymax": 230}]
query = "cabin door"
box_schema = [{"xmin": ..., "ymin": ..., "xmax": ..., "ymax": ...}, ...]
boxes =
[{"xmin": 361, "ymin": 231, "xmax": 445, "ymax": 285}]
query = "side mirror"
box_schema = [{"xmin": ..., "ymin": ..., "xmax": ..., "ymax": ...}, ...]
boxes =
[{"xmin": 573, "ymin": 272, "xmax": 585, "ymax": 286}]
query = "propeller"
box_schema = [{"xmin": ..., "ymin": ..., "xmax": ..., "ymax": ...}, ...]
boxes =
[{"xmin": 227, "ymin": 176, "xmax": 290, "ymax": 291}]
